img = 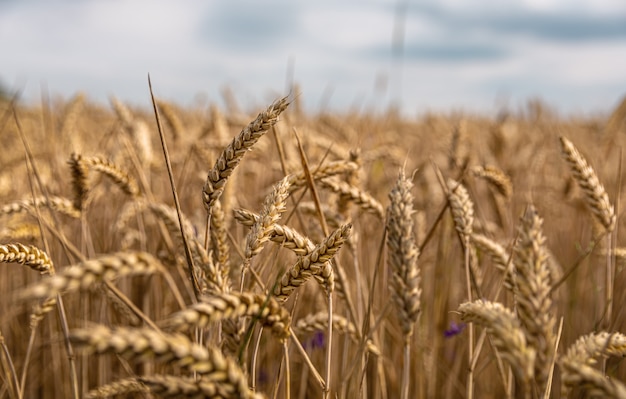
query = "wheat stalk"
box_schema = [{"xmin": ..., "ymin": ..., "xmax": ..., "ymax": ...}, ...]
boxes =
[
  {"xmin": 0, "ymin": 196, "xmax": 80, "ymax": 218},
  {"xmin": 202, "ymin": 97, "xmax": 289, "ymax": 211},
  {"xmin": 295, "ymin": 312, "xmax": 381, "ymax": 356},
  {"xmin": 511, "ymin": 205, "xmax": 556, "ymax": 392},
  {"xmin": 81, "ymin": 155, "xmax": 139, "ymax": 198},
  {"xmin": 19, "ymin": 251, "xmax": 162, "ymax": 301},
  {"xmin": 164, "ymin": 292, "xmax": 290, "ymax": 341},
  {"xmin": 70, "ymin": 325, "xmax": 253, "ymax": 397},
  {"xmin": 559, "ymin": 136, "xmax": 615, "ymax": 232},
  {"xmin": 0, "ymin": 243, "xmax": 54, "ymax": 275},
  {"xmin": 386, "ymin": 170, "xmax": 421, "ymax": 341},
  {"xmin": 458, "ymin": 300, "xmax": 536, "ymax": 389},
  {"xmin": 274, "ymin": 224, "xmax": 351, "ymax": 302},
  {"xmin": 319, "ymin": 178, "xmax": 384, "ymax": 219},
  {"xmin": 561, "ymin": 332, "xmax": 626, "ymax": 397},
  {"xmin": 245, "ymin": 175, "xmax": 292, "ymax": 260},
  {"xmin": 471, "ymin": 165, "xmax": 512, "ymax": 199}
]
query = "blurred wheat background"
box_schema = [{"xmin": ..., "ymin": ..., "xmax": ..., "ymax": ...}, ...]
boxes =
[{"xmin": 1, "ymin": 90, "xmax": 626, "ymax": 398}]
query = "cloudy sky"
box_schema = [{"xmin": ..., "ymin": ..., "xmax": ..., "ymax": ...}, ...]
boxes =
[{"xmin": 2, "ymin": 0, "xmax": 626, "ymax": 116}]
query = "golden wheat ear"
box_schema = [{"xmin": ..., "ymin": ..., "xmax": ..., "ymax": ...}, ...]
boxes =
[
  {"xmin": 202, "ymin": 96, "xmax": 289, "ymax": 212},
  {"xmin": 559, "ymin": 136, "xmax": 615, "ymax": 233}
]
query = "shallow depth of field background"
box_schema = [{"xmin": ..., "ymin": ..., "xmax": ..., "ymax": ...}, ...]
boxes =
[{"xmin": 2, "ymin": 1, "xmax": 626, "ymax": 398}]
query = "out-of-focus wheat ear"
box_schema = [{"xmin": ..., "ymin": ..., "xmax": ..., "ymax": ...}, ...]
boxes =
[
  {"xmin": 87, "ymin": 375, "xmax": 267, "ymax": 399},
  {"xmin": 235, "ymin": 208, "xmax": 316, "ymax": 256},
  {"xmin": 60, "ymin": 93, "xmax": 85, "ymax": 150},
  {"xmin": 210, "ymin": 199, "xmax": 231, "ymax": 286},
  {"xmin": 208, "ymin": 104, "xmax": 230, "ymax": 143},
  {"xmin": 449, "ymin": 119, "xmax": 470, "ymax": 170},
  {"xmin": 156, "ymin": 100, "xmax": 184, "ymax": 142},
  {"xmin": 319, "ymin": 178, "xmax": 384, "ymax": 219},
  {"xmin": 141, "ymin": 375, "xmax": 265, "ymax": 399},
  {"xmin": 295, "ymin": 312, "xmax": 381, "ymax": 356},
  {"xmin": 0, "ymin": 223, "xmax": 40, "ymax": 241},
  {"xmin": 289, "ymin": 160, "xmax": 359, "ymax": 193},
  {"xmin": 472, "ymin": 233, "xmax": 516, "ymax": 291},
  {"xmin": 512, "ymin": 205, "xmax": 556, "ymax": 392},
  {"xmin": 458, "ymin": 300, "xmax": 536, "ymax": 387},
  {"xmin": 560, "ymin": 332, "xmax": 626, "ymax": 397},
  {"xmin": 164, "ymin": 292, "xmax": 290, "ymax": 341},
  {"xmin": 244, "ymin": 175, "xmax": 292, "ymax": 260},
  {"xmin": 337, "ymin": 149, "xmax": 362, "ymax": 218},
  {"xmin": 274, "ymin": 223, "xmax": 351, "ymax": 302},
  {"xmin": 471, "ymin": 233, "xmax": 509, "ymax": 272},
  {"xmin": 70, "ymin": 325, "xmax": 253, "ymax": 397},
  {"xmin": 146, "ymin": 202, "xmax": 225, "ymax": 293},
  {"xmin": 221, "ymin": 318, "xmax": 246, "ymax": 360},
  {"xmin": 471, "ymin": 165, "xmax": 512, "ymax": 199},
  {"xmin": 446, "ymin": 179, "xmax": 474, "ymax": 240},
  {"xmin": 0, "ymin": 196, "xmax": 81, "ymax": 219},
  {"xmin": 110, "ymin": 96, "xmax": 154, "ymax": 165},
  {"xmin": 559, "ymin": 136, "xmax": 616, "ymax": 233},
  {"xmin": 19, "ymin": 251, "xmax": 162, "ymax": 301},
  {"xmin": 202, "ymin": 96, "xmax": 289, "ymax": 211},
  {"xmin": 81, "ymin": 155, "xmax": 139, "ymax": 197},
  {"xmin": 29, "ymin": 297, "xmax": 57, "ymax": 329},
  {"xmin": 85, "ymin": 378, "xmax": 147, "ymax": 398},
  {"xmin": 0, "ymin": 243, "xmax": 54, "ymax": 275},
  {"xmin": 386, "ymin": 169, "xmax": 421, "ymax": 341},
  {"xmin": 68, "ymin": 152, "xmax": 90, "ymax": 211}
]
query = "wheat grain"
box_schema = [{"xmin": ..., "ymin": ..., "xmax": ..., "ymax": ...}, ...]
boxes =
[
  {"xmin": 164, "ymin": 291, "xmax": 290, "ymax": 340},
  {"xmin": 274, "ymin": 224, "xmax": 351, "ymax": 302},
  {"xmin": 0, "ymin": 243, "xmax": 54, "ymax": 275},
  {"xmin": 0, "ymin": 196, "xmax": 80, "ymax": 219},
  {"xmin": 560, "ymin": 136, "xmax": 615, "ymax": 232},
  {"xmin": 512, "ymin": 205, "xmax": 556, "ymax": 392},
  {"xmin": 202, "ymin": 97, "xmax": 289, "ymax": 211},
  {"xmin": 386, "ymin": 169, "xmax": 421, "ymax": 340},
  {"xmin": 295, "ymin": 312, "xmax": 381, "ymax": 356},
  {"xmin": 70, "ymin": 325, "xmax": 253, "ymax": 397},
  {"xmin": 471, "ymin": 165, "xmax": 512, "ymax": 199},
  {"xmin": 319, "ymin": 178, "xmax": 384, "ymax": 219},
  {"xmin": 458, "ymin": 300, "xmax": 535, "ymax": 385},
  {"xmin": 20, "ymin": 251, "xmax": 162, "ymax": 301},
  {"xmin": 561, "ymin": 332, "xmax": 626, "ymax": 397},
  {"xmin": 245, "ymin": 175, "xmax": 292, "ymax": 260}
]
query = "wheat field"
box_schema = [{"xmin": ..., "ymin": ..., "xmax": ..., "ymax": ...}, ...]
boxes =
[{"xmin": 1, "ymin": 90, "xmax": 626, "ymax": 398}]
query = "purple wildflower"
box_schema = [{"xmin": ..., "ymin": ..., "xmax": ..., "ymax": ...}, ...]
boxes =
[
  {"xmin": 444, "ymin": 321, "xmax": 466, "ymax": 338},
  {"xmin": 303, "ymin": 331, "xmax": 326, "ymax": 351}
]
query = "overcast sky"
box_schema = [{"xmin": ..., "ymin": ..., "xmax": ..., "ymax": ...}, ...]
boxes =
[{"xmin": 2, "ymin": 0, "xmax": 626, "ymax": 116}]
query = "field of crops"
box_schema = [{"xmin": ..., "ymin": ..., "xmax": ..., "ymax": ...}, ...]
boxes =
[{"xmin": 1, "ymin": 91, "xmax": 626, "ymax": 398}]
